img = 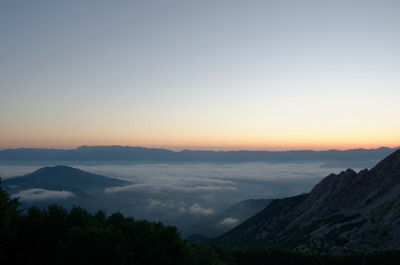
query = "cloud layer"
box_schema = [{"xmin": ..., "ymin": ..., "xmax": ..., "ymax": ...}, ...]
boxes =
[
  {"xmin": 218, "ymin": 217, "xmax": 239, "ymax": 227},
  {"xmin": 13, "ymin": 188, "xmax": 75, "ymax": 201},
  {"xmin": 188, "ymin": 203, "xmax": 214, "ymax": 216},
  {"xmin": 1, "ymin": 161, "xmax": 358, "ymax": 237}
]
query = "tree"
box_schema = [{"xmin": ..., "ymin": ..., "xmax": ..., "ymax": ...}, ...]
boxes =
[{"xmin": 0, "ymin": 179, "xmax": 20, "ymax": 264}]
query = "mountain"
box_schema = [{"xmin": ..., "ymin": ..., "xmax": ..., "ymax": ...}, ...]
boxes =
[
  {"xmin": 217, "ymin": 199, "xmax": 273, "ymax": 225},
  {"xmin": 2, "ymin": 165, "xmax": 131, "ymax": 193},
  {"xmin": 214, "ymin": 148, "xmax": 400, "ymax": 254},
  {"xmin": 0, "ymin": 146, "xmax": 396, "ymax": 165},
  {"xmin": 186, "ymin": 199, "xmax": 273, "ymax": 240}
]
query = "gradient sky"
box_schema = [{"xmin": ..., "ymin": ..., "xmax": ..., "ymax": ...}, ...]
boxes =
[{"xmin": 1, "ymin": 0, "xmax": 399, "ymax": 150}]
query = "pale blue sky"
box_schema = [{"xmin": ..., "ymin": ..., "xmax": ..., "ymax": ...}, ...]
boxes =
[{"xmin": 1, "ymin": 0, "xmax": 399, "ymax": 149}]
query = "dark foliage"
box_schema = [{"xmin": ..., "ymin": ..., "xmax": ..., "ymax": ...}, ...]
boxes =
[
  {"xmin": 0, "ymin": 178, "xmax": 20, "ymax": 254},
  {"xmin": 233, "ymin": 248, "xmax": 323, "ymax": 265},
  {"xmin": 0, "ymin": 180, "xmax": 188, "ymax": 265},
  {"xmin": 1, "ymin": 183, "xmax": 399, "ymax": 265}
]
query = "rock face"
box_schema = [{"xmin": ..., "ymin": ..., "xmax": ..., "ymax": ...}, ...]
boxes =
[{"xmin": 214, "ymin": 149, "xmax": 400, "ymax": 254}]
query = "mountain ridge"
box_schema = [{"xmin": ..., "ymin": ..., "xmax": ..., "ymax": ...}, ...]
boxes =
[
  {"xmin": 214, "ymin": 149, "xmax": 400, "ymax": 254},
  {"xmin": 0, "ymin": 145, "xmax": 396, "ymax": 163}
]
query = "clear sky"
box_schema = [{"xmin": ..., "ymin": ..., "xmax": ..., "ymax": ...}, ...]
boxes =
[{"xmin": 1, "ymin": 0, "xmax": 399, "ymax": 150}]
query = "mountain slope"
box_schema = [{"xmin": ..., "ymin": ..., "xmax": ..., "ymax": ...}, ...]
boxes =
[
  {"xmin": 186, "ymin": 199, "xmax": 273, "ymax": 240},
  {"xmin": 218, "ymin": 199, "xmax": 273, "ymax": 223},
  {"xmin": 214, "ymin": 149, "xmax": 400, "ymax": 254},
  {"xmin": 2, "ymin": 165, "xmax": 131, "ymax": 192}
]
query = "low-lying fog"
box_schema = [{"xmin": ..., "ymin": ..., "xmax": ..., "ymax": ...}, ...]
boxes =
[{"xmin": 0, "ymin": 162, "xmax": 367, "ymax": 237}]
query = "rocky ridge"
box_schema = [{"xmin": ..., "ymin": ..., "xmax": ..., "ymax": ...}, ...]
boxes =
[{"xmin": 214, "ymin": 149, "xmax": 400, "ymax": 254}]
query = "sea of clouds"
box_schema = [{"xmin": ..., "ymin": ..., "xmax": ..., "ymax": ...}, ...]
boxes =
[{"xmin": 0, "ymin": 161, "xmax": 366, "ymax": 236}]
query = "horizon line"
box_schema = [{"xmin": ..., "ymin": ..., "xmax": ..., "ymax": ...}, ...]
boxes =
[{"xmin": 0, "ymin": 144, "xmax": 398, "ymax": 153}]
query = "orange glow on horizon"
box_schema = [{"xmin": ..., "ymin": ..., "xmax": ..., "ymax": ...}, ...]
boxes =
[
  {"xmin": 1, "ymin": 139, "xmax": 398, "ymax": 152},
  {"xmin": 1, "ymin": 124, "xmax": 399, "ymax": 151}
]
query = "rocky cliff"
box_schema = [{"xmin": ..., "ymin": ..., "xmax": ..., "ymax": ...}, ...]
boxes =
[{"xmin": 214, "ymin": 149, "xmax": 400, "ymax": 254}]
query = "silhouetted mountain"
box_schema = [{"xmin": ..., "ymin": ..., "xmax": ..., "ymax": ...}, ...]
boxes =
[
  {"xmin": 2, "ymin": 165, "xmax": 131, "ymax": 193},
  {"xmin": 0, "ymin": 145, "xmax": 396, "ymax": 164},
  {"xmin": 214, "ymin": 149, "xmax": 400, "ymax": 254}
]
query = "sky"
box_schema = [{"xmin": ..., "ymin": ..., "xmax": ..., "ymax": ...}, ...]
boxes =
[{"xmin": 1, "ymin": 0, "xmax": 399, "ymax": 150}]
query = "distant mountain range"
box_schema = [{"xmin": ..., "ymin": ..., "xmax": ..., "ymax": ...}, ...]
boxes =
[
  {"xmin": 214, "ymin": 149, "xmax": 400, "ymax": 254},
  {"xmin": 0, "ymin": 145, "xmax": 396, "ymax": 163}
]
